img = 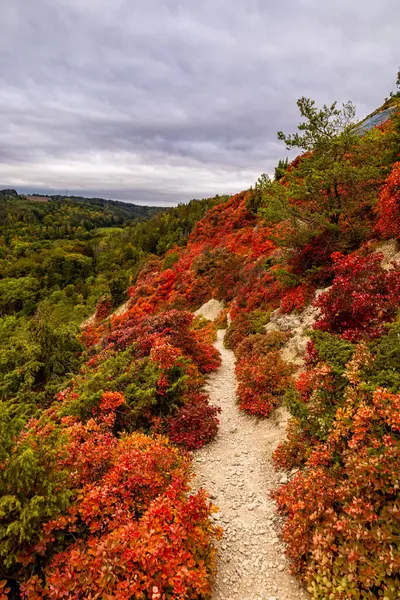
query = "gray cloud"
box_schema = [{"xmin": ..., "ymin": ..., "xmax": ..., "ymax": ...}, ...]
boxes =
[{"xmin": 1, "ymin": 0, "xmax": 399, "ymax": 205}]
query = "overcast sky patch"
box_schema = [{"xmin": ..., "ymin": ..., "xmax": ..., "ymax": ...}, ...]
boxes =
[{"xmin": 1, "ymin": 0, "xmax": 399, "ymax": 205}]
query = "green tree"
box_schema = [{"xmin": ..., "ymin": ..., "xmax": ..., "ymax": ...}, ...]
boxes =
[
  {"xmin": 0, "ymin": 277, "xmax": 39, "ymax": 315},
  {"xmin": 0, "ymin": 302, "xmax": 82, "ymax": 406},
  {"xmin": 0, "ymin": 415, "xmax": 72, "ymax": 579},
  {"xmin": 108, "ymin": 273, "xmax": 129, "ymax": 308},
  {"xmin": 274, "ymin": 158, "xmax": 289, "ymax": 181},
  {"xmin": 389, "ymin": 67, "xmax": 400, "ymax": 98},
  {"xmin": 29, "ymin": 301, "xmax": 83, "ymax": 389},
  {"xmin": 254, "ymin": 173, "xmax": 271, "ymax": 189},
  {"xmin": 277, "ymin": 97, "xmax": 356, "ymax": 151},
  {"xmin": 260, "ymin": 97, "xmax": 399, "ymax": 257}
]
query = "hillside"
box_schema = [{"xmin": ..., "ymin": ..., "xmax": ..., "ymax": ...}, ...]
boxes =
[
  {"xmin": 1, "ymin": 96, "xmax": 400, "ymax": 599},
  {"xmin": 0, "ymin": 192, "xmax": 223, "ymax": 411}
]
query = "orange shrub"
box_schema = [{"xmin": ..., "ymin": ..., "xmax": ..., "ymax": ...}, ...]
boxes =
[
  {"xmin": 19, "ymin": 427, "xmax": 220, "ymax": 599},
  {"xmin": 274, "ymin": 387, "xmax": 400, "ymax": 598},
  {"xmin": 273, "ymin": 340, "xmax": 400, "ymax": 599},
  {"xmin": 375, "ymin": 161, "xmax": 400, "ymax": 239},
  {"xmin": 236, "ymin": 352, "xmax": 292, "ymax": 417}
]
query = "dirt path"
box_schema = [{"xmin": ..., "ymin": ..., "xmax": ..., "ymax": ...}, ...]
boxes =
[{"xmin": 193, "ymin": 330, "xmax": 308, "ymax": 600}]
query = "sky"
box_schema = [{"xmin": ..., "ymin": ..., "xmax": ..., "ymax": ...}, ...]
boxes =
[{"xmin": 0, "ymin": 0, "xmax": 399, "ymax": 206}]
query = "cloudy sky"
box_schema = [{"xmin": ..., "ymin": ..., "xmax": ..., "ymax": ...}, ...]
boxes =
[{"xmin": 1, "ymin": 0, "xmax": 399, "ymax": 205}]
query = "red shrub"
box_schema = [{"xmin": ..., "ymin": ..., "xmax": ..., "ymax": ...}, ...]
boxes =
[
  {"xmin": 280, "ymin": 283, "xmax": 313, "ymax": 314},
  {"xmin": 235, "ymin": 331, "xmax": 291, "ymax": 361},
  {"xmin": 149, "ymin": 337, "xmax": 182, "ymax": 369},
  {"xmin": 167, "ymin": 393, "xmax": 221, "ymax": 450},
  {"xmin": 313, "ymin": 250, "xmax": 400, "ymax": 341},
  {"xmin": 192, "ymin": 247, "xmax": 246, "ymax": 301},
  {"xmin": 375, "ymin": 161, "xmax": 400, "ymax": 239},
  {"xmin": 224, "ymin": 309, "xmax": 274, "ymax": 351},
  {"xmin": 231, "ymin": 266, "xmax": 280, "ymax": 316},
  {"xmin": 20, "ymin": 430, "xmax": 220, "ymax": 599},
  {"xmin": 106, "ymin": 310, "xmax": 221, "ymax": 373},
  {"xmin": 236, "ymin": 352, "xmax": 292, "ymax": 417},
  {"xmin": 289, "ymin": 230, "xmax": 338, "ymax": 276},
  {"xmin": 272, "ymin": 418, "xmax": 316, "ymax": 470},
  {"xmin": 80, "ymin": 323, "xmax": 104, "ymax": 348}
]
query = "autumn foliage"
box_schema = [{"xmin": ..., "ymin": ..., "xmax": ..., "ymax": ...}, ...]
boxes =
[
  {"xmin": 375, "ymin": 161, "xmax": 400, "ymax": 239},
  {"xmin": 17, "ymin": 404, "xmax": 220, "ymax": 600},
  {"xmin": 94, "ymin": 294, "xmax": 112, "ymax": 321},
  {"xmin": 280, "ymin": 283, "xmax": 314, "ymax": 314},
  {"xmin": 236, "ymin": 352, "xmax": 292, "ymax": 416},
  {"xmin": 74, "ymin": 103, "xmax": 400, "ymax": 597},
  {"xmin": 2, "ymin": 98, "xmax": 400, "ymax": 599},
  {"xmin": 273, "ymin": 349, "xmax": 400, "ymax": 598},
  {"xmin": 272, "ymin": 223, "xmax": 400, "ymax": 597},
  {"xmin": 313, "ymin": 250, "xmax": 400, "ymax": 341},
  {"xmin": 167, "ymin": 392, "xmax": 221, "ymax": 449},
  {"xmin": 234, "ymin": 332, "xmax": 293, "ymax": 417}
]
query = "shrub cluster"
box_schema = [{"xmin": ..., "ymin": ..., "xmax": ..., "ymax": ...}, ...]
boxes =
[
  {"xmin": 280, "ymin": 283, "xmax": 314, "ymax": 313},
  {"xmin": 94, "ymin": 294, "xmax": 112, "ymax": 321},
  {"xmin": 2, "ymin": 398, "xmax": 220, "ymax": 599},
  {"xmin": 2, "ymin": 305, "xmax": 222, "ymax": 596},
  {"xmin": 236, "ymin": 351, "xmax": 292, "ymax": 417},
  {"xmin": 168, "ymin": 392, "xmax": 221, "ymax": 450},
  {"xmin": 224, "ymin": 310, "xmax": 272, "ymax": 350},
  {"xmin": 375, "ymin": 161, "xmax": 400, "ymax": 239},
  {"xmin": 313, "ymin": 250, "xmax": 400, "ymax": 341},
  {"xmin": 274, "ymin": 363, "xmax": 400, "ymax": 598},
  {"xmin": 61, "ymin": 310, "xmax": 221, "ymax": 447},
  {"xmin": 274, "ymin": 268, "xmax": 400, "ymax": 598},
  {"xmin": 234, "ymin": 331, "xmax": 293, "ymax": 417}
]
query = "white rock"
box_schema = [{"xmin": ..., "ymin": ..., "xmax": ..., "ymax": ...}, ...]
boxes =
[{"xmin": 194, "ymin": 298, "xmax": 224, "ymax": 321}]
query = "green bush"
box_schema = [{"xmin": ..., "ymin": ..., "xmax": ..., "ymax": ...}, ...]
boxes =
[
  {"xmin": 309, "ymin": 330, "xmax": 355, "ymax": 371},
  {"xmin": 364, "ymin": 321, "xmax": 400, "ymax": 392},
  {"xmin": 0, "ymin": 416, "xmax": 72, "ymax": 577}
]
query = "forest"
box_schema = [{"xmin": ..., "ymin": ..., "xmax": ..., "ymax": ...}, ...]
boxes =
[{"xmin": 0, "ymin": 89, "xmax": 399, "ymax": 599}]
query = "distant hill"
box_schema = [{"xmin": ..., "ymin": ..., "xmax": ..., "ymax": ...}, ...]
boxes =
[
  {"xmin": 0, "ymin": 189, "xmax": 164, "ymax": 230},
  {"xmin": 0, "ymin": 189, "xmax": 166, "ymax": 333}
]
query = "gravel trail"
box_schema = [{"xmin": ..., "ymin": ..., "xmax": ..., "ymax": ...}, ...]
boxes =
[{"xmin": 193, "ymin": 330, "xmax": 308, "ymax": 600}]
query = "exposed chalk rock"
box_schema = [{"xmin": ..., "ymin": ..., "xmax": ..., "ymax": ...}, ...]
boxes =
[
  {"xmin": 194, "ymin": 298, "xmax": 224, "ymax": 321},
  {"xmin": 377, "ymin": 239, "xmax": 400, "ymax": 270},
  {"xmin": 264, "ymin": 292, "xmax": 326, "ymax": 370}
]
